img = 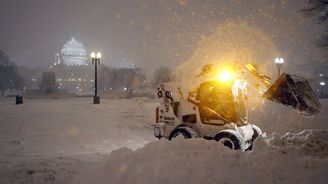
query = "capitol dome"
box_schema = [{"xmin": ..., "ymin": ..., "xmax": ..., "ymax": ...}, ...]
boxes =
[{"xmin": 60, "ymin": 36, "xmax": 88, "ymax": 66}]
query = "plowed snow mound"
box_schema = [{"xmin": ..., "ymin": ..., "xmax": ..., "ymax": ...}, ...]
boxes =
[
  {"xmin": 76, "ymin": 130, "xmax": 328, "ymax": 184},
  {"xmin": 268, "ymin": 129, "xmax": 328, "ymax": 158}
]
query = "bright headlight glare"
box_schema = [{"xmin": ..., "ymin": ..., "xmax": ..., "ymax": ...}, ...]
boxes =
[{"xmin": 218, "ymin": 70, "xmax": 234, "ymax": 81}]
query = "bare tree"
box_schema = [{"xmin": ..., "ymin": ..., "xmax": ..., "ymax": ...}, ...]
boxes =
[
  {"xmin": 99, "ymin": 66, "xmax": 146, "ymax": 91},
  {"xmin": 0, "ymin": 50, "xmax": 24, "ymax": 95},
  {"xmin": 302, "ymin": 0, "xmax": 328, "ymax": 51},
  {"xmin": 153, "ymin": 66, "xmax": 171, "ymax": 87}
]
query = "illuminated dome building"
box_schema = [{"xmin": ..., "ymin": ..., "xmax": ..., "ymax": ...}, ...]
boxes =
[
  {"xmin": 50, "ymin": 32, "xmax": 93, "ymax": 94},
  {"xmin": 60, "ymin": 36, "xmax": 88, "ymax": 66}
]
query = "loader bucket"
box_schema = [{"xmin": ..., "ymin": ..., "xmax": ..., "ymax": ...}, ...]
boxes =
[{"xmin": 262, "ymin": 73, "xmax": 321, "ymax": 116}]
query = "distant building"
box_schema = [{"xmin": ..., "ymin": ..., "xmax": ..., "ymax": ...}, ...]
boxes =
[
  {"xmin": 39, "ymin": 71, "xmax": 58, "ymax": 93},
  {"xmin": 50, "ymin": 31, "xmax": 93, "ymax": 94},
  {"xmin": 58, "ymin": 35, "xmax": 88, "ymax": 66}
]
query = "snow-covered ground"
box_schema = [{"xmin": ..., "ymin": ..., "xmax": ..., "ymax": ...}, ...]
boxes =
[
  {"xmin": 0, "ymin": 97, "xmax": 327, "ymax": 184},
  {"xmin": 0, "ymin": 97, "xmax": 157, "ymax": 184},
  {"xmin": 76, "ymin": 131, "xmax": 328, "ymax": 184}
]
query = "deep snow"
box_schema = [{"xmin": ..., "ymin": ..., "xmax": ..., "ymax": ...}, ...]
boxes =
[
  {"xmin": 0, "ymin": 97, "xmax": 327, "ymax": 184},
  {"xmin": 76, "ymin": 131, "xmax": 328, "ymax": 184},
  {"xmin": 0, "ymin": 97, "xmax": 157, "ymax": 184}
]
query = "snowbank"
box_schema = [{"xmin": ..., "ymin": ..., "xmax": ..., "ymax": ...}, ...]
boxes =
[
  {"xmin": 76, "ymin": 130, "xmax": 328, "ymax": 184},
  {"xmin": 268, "ymin": 129, "xmax": 328, "ymax": 158}
]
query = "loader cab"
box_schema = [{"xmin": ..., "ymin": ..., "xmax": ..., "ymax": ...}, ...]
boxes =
[{"xmin": 196, "ymin": 80, "xmax": 248, "ymax": 126}]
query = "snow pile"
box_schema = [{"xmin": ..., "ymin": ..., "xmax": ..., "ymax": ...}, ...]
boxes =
[
  {"xmin": 0, "ymin": 156, "xmax": 86, "ymax": 184},
  {"xmin": 75, "ymin": 131, "xmax": 328, "ymax": 184},
  {"xmin": 268, "ymin": 129, "xmax": 328, "ymax": 158}
]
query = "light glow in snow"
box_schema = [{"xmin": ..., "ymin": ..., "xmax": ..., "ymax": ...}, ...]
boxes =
[
  {"xmin": 91, "ymin": 52, "xmax": 96, "ymax": 58},
  {"xmin": 218, "ymin": 70, "xmax": 234, "ymax": 81},
  {"xmin": 96, "ymin": 52, "xmax": 102, "ymax": 59},
  {"xmin": 274, "ymin": 57, "xmax": 284, "ymax": 64}
]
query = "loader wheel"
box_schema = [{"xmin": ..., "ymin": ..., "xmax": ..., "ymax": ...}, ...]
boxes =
[
  {"xmin": 247, "ymin": 125, "xmax": 263, "ymax": 151},
  {"xmin": 214, "ymin": 130, "xmax": 243, "ymax": 150},
  {"xmin": 251, "ymin": 125, "xmax": 262, "ymax": 142},
  {"xmin": 169, "ymin": 127, "xmax": 198, "ymax": 140}
]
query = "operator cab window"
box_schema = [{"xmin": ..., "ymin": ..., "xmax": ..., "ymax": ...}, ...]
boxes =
[{"xmin": 197, "ymin": 81, "xmax": 237, "ymax": 123}]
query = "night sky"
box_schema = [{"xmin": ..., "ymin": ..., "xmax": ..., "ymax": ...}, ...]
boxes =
[{"xmin": 0, "ymin": 0, "xmax": 325, "ymax": 75}]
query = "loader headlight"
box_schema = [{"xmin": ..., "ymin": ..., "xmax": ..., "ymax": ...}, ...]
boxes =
[{"xmin": 218, "ymin": 70, "xmax": 234, "ymax": 81}]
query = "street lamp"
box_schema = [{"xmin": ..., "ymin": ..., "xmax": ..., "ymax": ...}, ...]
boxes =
[
  {"xmin": 91, "ymin": 51, "xmax": 101, "ymax": 104},
  {"xmin": 274, "ymin": 57, "xmax": 284, "ymax": 78}
]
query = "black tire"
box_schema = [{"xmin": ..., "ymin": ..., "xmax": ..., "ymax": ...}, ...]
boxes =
[
  {"xmin": 214, "ymin": 130, "xmax": 244, "ymax": 150},
  {"xmin": 169, "ymin": 127, "xmax": 198, "ymax": 140}
]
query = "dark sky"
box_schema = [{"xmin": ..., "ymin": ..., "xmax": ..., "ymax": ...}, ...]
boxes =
[{"xmin": 0, "ymin": 0, "xmax": 325, "ymax": 74}]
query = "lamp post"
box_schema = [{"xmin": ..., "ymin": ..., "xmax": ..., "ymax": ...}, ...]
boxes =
[
  {"xmin": 274, "ymin": 57, "xmax": 284, "ymax": 79},
  {"xmin": 91, "ymin": 51, "xmax": 101, "ymax": 104}
]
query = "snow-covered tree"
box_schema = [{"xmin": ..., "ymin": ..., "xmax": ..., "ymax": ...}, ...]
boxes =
[
  {"xmin": 152, "ymin": 66, "xmax": 171, "ymax": 87},
  {"xmin": 99, "ymin": 66, "xmax": 146, "ymax": 91}
]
